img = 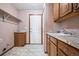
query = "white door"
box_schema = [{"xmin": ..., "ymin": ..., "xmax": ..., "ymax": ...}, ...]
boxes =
[{"xmin": 30, "ymin": 15, "xmax": 42, "ymax": 44}]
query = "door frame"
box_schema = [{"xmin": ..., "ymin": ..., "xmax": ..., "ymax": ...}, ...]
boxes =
[{"xmin": 29, "ymin": 14, "xmax": 43, "ymax": 44}]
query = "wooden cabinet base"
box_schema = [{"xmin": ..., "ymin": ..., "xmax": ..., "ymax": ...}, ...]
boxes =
[
  {"xmin": 58, "ymin": 48, "xmax": 66, "ymax": 56},
  {"xmin": 49, "ymin": 41, "xmax": 57, "ymax": 56},
  {"xmin": 46, "ymin": 34, "xmax": 79, "ymax": 56},
  {"xmin": 14, "ymin": 32, "xmax": 26, "ymax": 47}
]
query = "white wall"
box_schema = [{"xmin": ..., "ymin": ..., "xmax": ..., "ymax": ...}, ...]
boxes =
[
  {"xmin": 0, "ymin": 21, "xmax": 18, "ymax": 54},
  {"xmin": 0, "ymin": 4, "xmax": 19, "ymax": 54}
]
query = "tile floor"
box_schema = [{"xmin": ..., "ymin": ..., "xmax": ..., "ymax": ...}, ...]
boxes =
[{"xmin": 3, "ymin": 44, "xmax": 47, "ymax": 56}]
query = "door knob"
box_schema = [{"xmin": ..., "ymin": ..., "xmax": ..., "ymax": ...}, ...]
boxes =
[{"xmin": 30, "ymin": 28, "xmax": 32, "ymax": 32}]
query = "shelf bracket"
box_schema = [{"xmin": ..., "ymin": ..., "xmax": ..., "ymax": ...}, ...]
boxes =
[{"xmin": 2, "ymin": 14, "xmax": 10, "ymax": 22}]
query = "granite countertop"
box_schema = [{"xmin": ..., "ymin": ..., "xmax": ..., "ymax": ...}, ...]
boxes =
[{"xmin": 47, "ymin": 33, "xmax": 79, "ymax": 49}]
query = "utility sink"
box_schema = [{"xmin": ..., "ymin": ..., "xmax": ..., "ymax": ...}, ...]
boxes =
[{"xmin": 49, "ymin": 33, "xmax": 72, "ymax": 36}]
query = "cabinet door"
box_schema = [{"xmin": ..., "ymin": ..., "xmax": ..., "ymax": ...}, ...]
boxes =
[
  {"xmin": 60, "ymin": 3, "xmax": 72, "ymax": 17},
  {"xmin": 58, "ymin": 40, "xmax": 79, "ymax": 56},
  {"xmin": 58, "ymin": 40, "xmax": 71, "ymax": 55},
  {"xmin": 58, "ymin": 48, "xmax": 66, "ymax": 56},
  {"xmin": 49, "ymin": 41, "xmax": 57, "ymax": 56},
  {"xmin": 53, "ymin": 3, "xmax": 60, "ymax": 21},
  {"xmin": 73, "ymin": 3, "xmax": 79, "ymax": 12},
  {"xmin": 14, "ymin": 32, "xmax": 26, "ymax": 46},
  {"xmin": 67, "ymin": 45, "xmax": 79, "ymax": 56},
  {"xmin": 46, "ymin": 34, "xmax": 50, "ymax": 54},
  {"xmin": 50, "ymin": 37, "xmax": 57, "ymax": 46}
]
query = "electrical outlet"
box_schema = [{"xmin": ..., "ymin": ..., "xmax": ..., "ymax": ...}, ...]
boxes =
[{"xmin": 3, "ymin": 48, "xmax": 6, "ymax": 52}]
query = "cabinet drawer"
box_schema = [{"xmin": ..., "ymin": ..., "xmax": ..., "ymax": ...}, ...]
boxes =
[
  {"xmin": 67, "ymin": 45, "xmax": 79, "ymax": 56},
  {"xmin": 50, "ymin": 37, "xmax": 57, "ymax": 45},
  {"xmin": 58, "ymin": 40, "xmax": 68, "ymax": 55}
]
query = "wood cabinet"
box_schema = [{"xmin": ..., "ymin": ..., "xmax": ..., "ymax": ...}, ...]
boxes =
[
  {"xmin": 14, "ymin": 32, "xmax": 26, "ymax": 47},
  {"xmin": 53, "ymin": 3, "xmax": 60, "ymax": 21},
  {"xmin": 53, "ymin": 3, "xmax": 79, "ymax": 22},
  {"xmin": 73, "ymin": 3, "xmax": 79, "ymax": 12},
  {"xmin": 46, "ymin": 34, "xmax": 79, "ymax": 56},
  {"xmin": 67, "ymin": 43, "xmax": 79, "ymax": 56},
  {"xmin": 60, "ymin": 3, "xmax": 72, "ymax": 17},
  {"xmin": 53, "ymin": 3, "xmax": 73, "ymax": 22},
  {"xmin": 58, "ymin": 48, "xmax": 66, "ymax": 56},
  {"xmin": 46, "ymin": 35, "xmax": 57, "ymax": 56},
  {"xmin": 46, "ymin": 34, "xmax": 50, "ymax": 54},
  {"xmin": 58, "ymin": 40, "xmax": 68, "ymax": 55},
  {"xmin": 49, "ymin": 40, "xmax": 57, "ymax": 56},
  {"xmin": 58, "ymin": 39, "xmax": 79, "ymax": 56}
]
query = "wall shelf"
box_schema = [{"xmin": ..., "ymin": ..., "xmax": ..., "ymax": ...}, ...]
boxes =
[{"xmin": 0, "ymin": 9, "xmax": 21, "ymax": 22}]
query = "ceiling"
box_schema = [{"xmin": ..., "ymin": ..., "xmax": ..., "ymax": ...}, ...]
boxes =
[{"xmin": 12, "ymin": 3, "xmax": 44, "ymax": 10}]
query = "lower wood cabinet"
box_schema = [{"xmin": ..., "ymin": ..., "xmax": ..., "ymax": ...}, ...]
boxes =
[
  {"xmin": 49, "ymin": 40, "xmax": 57, "ymax": 56},
  {"xmin": 14, "ymin": 32, "xmax": 26, "ymax": 47},
  {"xmin": 58, "ymin": 40, "xmax": 79, "ymax": 56},
  {"xmin": 46, "ymin": 34, "xmax": 50, "ymax": 53},
  {"xmin": 58, "ymin": 48, "xmax": 66, "ymax": 56},
  {"xmin": 46, "ymin": 34, "xmax": 79, "ymax": 56},
  {"xmin": 58, "ymin": 40, "xmax": 68, "ymax": 55},
  {"xmin": 47, "ymin": 36, "xmax": 57, "ymax": 56},
  {"xmin": 67, "ymin": 43, "xmax": 79, "ymax": 56}
]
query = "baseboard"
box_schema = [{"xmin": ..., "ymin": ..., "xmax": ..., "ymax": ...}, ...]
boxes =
[
  {"xmin": 44, "ymin": 50, "xmax": 48, "ymax": 54},
  {"xmin": 0, "ymin": 46, "xmax": 14, "ymax": 56},
  {"xmin": 26, "ymin": 43, "xmax": 42, "ymax": 44},
  {"xmin": 45, "ymin": 51, "xmax": 47, "ymax": 53},
  {"xmin": 26, "ymin": 43, "xmax": 30, "ymax": 44}
]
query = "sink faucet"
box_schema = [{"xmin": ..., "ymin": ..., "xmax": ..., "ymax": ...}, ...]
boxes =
[{"xmin": 62, "ymin": 28, "xmax": 72, "ymax": 35}]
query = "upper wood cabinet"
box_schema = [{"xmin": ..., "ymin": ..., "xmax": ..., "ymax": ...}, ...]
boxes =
[
  {"xmin": 73, "ymin": 3, "xmax": 79, "ymax": 12},
  {"xmin": 53, "ymin": 3, "xmax": 73, "ymax": 22},
  {"xmin": 53, "ymin": 3, "xmax": 60, "ymax": 21},
  {"xmin": 60, "ymin": 3, "xmax": 72, "ymax": 17},
  {"xmin": 53, "ymin": 3, "xmax": 79, "ymax": 22}
]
